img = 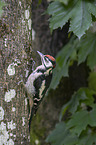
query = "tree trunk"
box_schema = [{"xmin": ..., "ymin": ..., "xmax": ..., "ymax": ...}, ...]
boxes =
[{"xmin": 0, "ymin": 0, "xmax": 32, "ymax": 144}]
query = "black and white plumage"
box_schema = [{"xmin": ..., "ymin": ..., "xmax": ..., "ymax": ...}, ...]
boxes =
[{"xmin": 25, "ymin": 51, "xmax": 56, "ymax": 131}]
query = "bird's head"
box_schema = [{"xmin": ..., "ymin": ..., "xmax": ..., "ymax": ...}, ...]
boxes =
[{"xmin": 37, "ymin": 51, "xmax": 56, "ymax": 69}]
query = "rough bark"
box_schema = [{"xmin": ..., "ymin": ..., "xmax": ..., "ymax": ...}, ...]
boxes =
[{"xmin": 0, "ymin": 0, "xmax": 32, "ymax": 144}]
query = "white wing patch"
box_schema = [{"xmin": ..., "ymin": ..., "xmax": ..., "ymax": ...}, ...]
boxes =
[{"xmin": 39, "ymin": 80, "xmax": 46, "ymax": 99}]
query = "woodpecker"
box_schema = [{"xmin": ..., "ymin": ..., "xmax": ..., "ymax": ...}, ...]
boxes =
[{"xmin": 25, "ymin": 51, "xmax": 56, "ymax": 131}]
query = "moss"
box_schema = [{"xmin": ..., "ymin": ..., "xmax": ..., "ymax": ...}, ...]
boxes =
[{"xmin": 30, "ymin": 113, "xmax": 46, "ymax": 145}]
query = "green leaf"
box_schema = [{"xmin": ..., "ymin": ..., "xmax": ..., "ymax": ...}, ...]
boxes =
[
  {"xmin": 69, "ymin": 0, "xmax": 92, "ymax": 39},
  {"xmin": 88, "ymin": 2, "xmax": 96, "ymax": 17},
  {"xmin": 82, "ymin": 88, "xmax": 95, "ymax": 106},
  {"xmin": 67, "ymin": 105, "xmax": 96, "ymax": 136},
  {"xmin": 53, "ymin": 0, "xmax": 69, "ymax": 5},
  {"xmin": 78, "ymin": 133, "xmax": 96, "ymax": 145},
  {"xmin": 87, "ymin": 46, "xmax": 96, "ymax": 70},
  {"xmin": 46, "ymin": 110, "xmax": 96, "ymax": 145},
  {"xmin": 59, "ymin": 101, "xmax": 70, "ymax": 122},
  {"xmin": 78, "ymin": 33, "xmax": 96, "ymax": 65},
  {"xmin": 46, "ymin": 122, "xmax": 78, "ymax": 145},
  {"xmin": 47, "ymin": 1, "xmax": 74, "ymax": 32},
  {"xmin": 50, "ymin": 63, "xmax": 69, "ymax": 89},
  {"xmin": 59, "ymin": 88, "xmax": 87, "ymax": 121},
  {"xmin": 59, "ymin": 88, "xmax": 95, "ymax": 121},
  {"xmin": 50, "ymin": 36, "xmax": 79, "ymax": 89},
  {"xmin": 46, "ymin": 120, "xmax": 96, "ymax": 145},
  {"xmin": 47, "ymin": 0, "xmax": 96, "ymax": 38},
  {"xmin": 67, "ymin": 110, "xmax": 89, "ymax": 136},
  {"xmin": 88, "ymin": 72, "xmax": 96, "ymax": 92},
  {"xmin": 0, "ymin": 1, "xmax": 6, "ymax": 17}
]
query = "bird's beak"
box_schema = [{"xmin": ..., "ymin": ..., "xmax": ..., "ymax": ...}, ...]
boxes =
[{"xmin": 37, "ymin": 51, "xmax": 44, "ymax": 64}]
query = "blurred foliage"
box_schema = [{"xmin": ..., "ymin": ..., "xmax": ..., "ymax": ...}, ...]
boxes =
[
  {"xmin": 46, "ymin": 88, "xmax": 96, "ymax": 145},
  {"xmin": 53, "ymin": 0, "xmax": 70, "ymax": 5},
  {"xmin": 50, "ymin": 32, "xmax": 96, "ymax": 89},
  {"xmin": 0, "ymin": 0, "xmax": 6, "ymax": 17},
  {"xmin": 47, "ymin": 0, "xmax": 96, "ymax": 38},
  {"xmin": 88, "ymin": 72, "xmax": 96, "ymax": 92},
  {"xmin": 46, "ymin": 0, "xmax": 96, "ymax": 145}
]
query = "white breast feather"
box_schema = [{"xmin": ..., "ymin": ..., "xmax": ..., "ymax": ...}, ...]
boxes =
[{"xmin": 25, "ymin": 72, "xmax": 42, "ymax": 97}]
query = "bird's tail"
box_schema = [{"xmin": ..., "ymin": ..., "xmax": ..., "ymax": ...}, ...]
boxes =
[
  {"xmin": 28, "ymin": 108, "xmax": 34, "ymax": 132},
  {"xmin": 28, "ymin": 106, "xmax": 38, "ymax": 132}
]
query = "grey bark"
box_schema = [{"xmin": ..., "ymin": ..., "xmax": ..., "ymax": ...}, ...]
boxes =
[{"xmin": 0, "ymin": 0, "xmax": 32, "ymax": 144}]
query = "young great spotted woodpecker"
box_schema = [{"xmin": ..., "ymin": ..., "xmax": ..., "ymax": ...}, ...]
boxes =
[{"xmin": 25, "ymin": 51, "xmax": 56, "ymax": 131}]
